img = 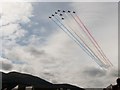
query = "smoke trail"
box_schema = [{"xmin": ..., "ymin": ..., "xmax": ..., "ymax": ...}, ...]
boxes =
[
  {"xmin": 50, "ymin": 15, "xmax": 106, "ymax": 69},
  {"xmin": 74, "ymin": 12, "xmax": 113, "ymax": 66},
  {"xmin": 49, "ymin": 10, "xmax": 113, "ymax": 69},
  {"xmin": 67, "ymin": 11, "xmax": 110, "ymax": 67},
  {"xmin": 73, "ymin": 12, "xmax": 113, "ymax": 66},
  {"xmin": 50, "ymin": 17, "xmax": 97, "ymax": 62},
  {"xmin": 55, "ymin": 13, "xmax": 107, "ymax": 68}
]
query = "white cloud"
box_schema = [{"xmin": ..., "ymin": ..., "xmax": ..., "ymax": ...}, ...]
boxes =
[
  {"xmin": 0, "ymin": 2, "xmax": 118, "ymax": 88},
  {"xmin": 0, "ymin": 2, "xmax": 33, "ymax": 25},
  {"xmin": 0, "ymin": 2, "xmax": 33, "ymax": 48},
  {"xmin": 0, "ymin": 4, "xmax": 33, "ymax": 75},
  {"xmin": 3, "ymin": 30, "xmax": 117, "ymax": 88},
  {"xmin": 0, "ymin": 2, "xmax": 33, "ymax": 52},
  {"xmin": 1, "ymin": 24, "xmax": 20, "ymax": 36}
]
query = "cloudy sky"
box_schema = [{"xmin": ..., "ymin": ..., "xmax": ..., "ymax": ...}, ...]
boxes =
[{"xmin": 0, "ymin": 2, "xmax": 118, "ymax": 88}]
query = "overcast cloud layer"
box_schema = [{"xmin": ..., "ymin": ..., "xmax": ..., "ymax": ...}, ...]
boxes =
[{"xmin": 0, "ymin": 2, "xmax": 118, "ymax": 88}]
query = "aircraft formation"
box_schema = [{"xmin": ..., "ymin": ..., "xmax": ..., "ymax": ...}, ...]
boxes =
[{"xmin": 49, "ymin": 10, "xmax": 113, "ymax": 70}]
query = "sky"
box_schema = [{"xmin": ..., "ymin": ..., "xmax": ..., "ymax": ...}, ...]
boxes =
[{"xmin": 0, "ymin": 2, "xmax": 118, "ymax": 88}]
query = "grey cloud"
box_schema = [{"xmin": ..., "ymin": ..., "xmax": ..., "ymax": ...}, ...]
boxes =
[
  {"xmin": 80, "ymin": 66, "xmax": 118, "ymax": 87},
  {"xmin": 0, "ymin": 60, "xmax": 13, "ymax": 71},
  {"xmin": 2, "ymin": 63, "xmax": 13, "ymax": 71},
  {"xmin": 87, "ymin": 79, "xmax": 105, "ymax": 87},
  {"xmin": 28, "ymin": 47, "xmax": 46, "ymax": 56},
  {"xmin": 83, "ymin": 67, "xmax": 106, "ymax": 77},
  {"xmin": 109, "ymin": 68, "xmax": 118, "ymax": 77}
]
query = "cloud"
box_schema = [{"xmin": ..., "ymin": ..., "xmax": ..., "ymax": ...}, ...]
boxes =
[
  {"xmin": 0, "ymin": 2, "xmax": 34, "ymax": 72},
  {"xmin": 73, "ymin": 66, "xmax": 118, "ymax": 87},
  {"xmin": 2, "ymin": 29, "xmax": 118, "ymax": 88},
  {"xmin": 0, "ymin": 2, "xmax": 33, "ymax": 49},
  {"xmin": 70, "ymin": 2, "xmax": 118, "ymax": 66},
  {"xmin": 83, "ymin": 67, "xmax": 106, "ymax": 77},
  {"xmin": 0, "ymin": 2, "xmax": 118, "ymax": 88},
  {"xmin": 0, "ymin": 57, "xmax": 13, "ymax": 71},
  {"xmin": 1, "ymin": 24, "xmax": 26, "ymax": 40},
  {"xmin": 1, "ymin": 2, "xmax": 33, "ymax": 25},
  {"xmin": 28, "ymin": 47, "xmax": 45, "ymax": 56}
]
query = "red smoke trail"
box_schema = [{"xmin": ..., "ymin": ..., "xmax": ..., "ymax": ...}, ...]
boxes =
[
  {"xmin": 59, "ymin": 14, "xmax": 107, "ymax": 67},
  {"xmin": 74, "ymin": 13, "xmax": 113, "ymax": 66},
  {"xmin": 69, "ymin": 13, "xmax": 110, "ymax": 66},
  {"xmin": 51, "ymin": 16, "xmax": 105, "ymax": 68}
]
